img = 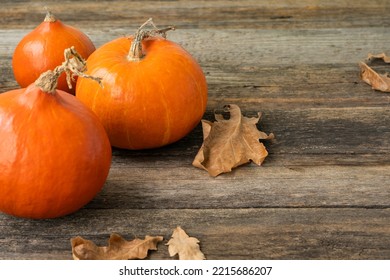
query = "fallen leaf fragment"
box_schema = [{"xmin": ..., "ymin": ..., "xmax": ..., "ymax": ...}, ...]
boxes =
[
  {"xmin": 167, "ymin": 226, "xmax": 205, "ymax": 260},
  {"xmin": 366, "ymin": 53, "xmax": 390, "ymax": 63},
  {"xmin": 193, "ymin": 104, "xmax": 274, "ymax": 177},
  {"xmin": 359, "ymin": 61, "xmax": 390, "ymax": 92},
  {"xmin": 71, "ymin": 234, "xmax": 163, "ymax": 260},
  {"xmin": 359, "ymin": 52, "xmax": 390, "ymax": 93}
]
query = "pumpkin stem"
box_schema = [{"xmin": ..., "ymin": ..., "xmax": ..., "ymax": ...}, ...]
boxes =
[
  {"xmin": 44, "ymin": 7, "xmax": 57, "ymax": 23},
  {"xmin": 127, "ymin": 18, "xmax": 175, "ymax": 61},
  {"xmin": 35, "ymin": 47, "xmax": 102, "ymax": 94}
]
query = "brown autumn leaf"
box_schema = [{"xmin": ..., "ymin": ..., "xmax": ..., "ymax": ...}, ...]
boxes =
[
  {"xmin": 359, "ymin": 62, "xmax": 390, "ymax": 92},
  {"xmin": 359, "ymin": 53, "xmax": 390, "ymax": 92},
  {"xmin": 193, "ymin": 104, "xmax": 274, "ymax": 177},
  {"xmin": 367, "ymin": 52, "xmax": 390, "ymax": 63},
  {"xmin": 71, "ymin": 233, "xmax": 163, "ymax": 260},
  {"xmin": 166, "ymin": 226, "xmax": 205, "ymax": 260}
]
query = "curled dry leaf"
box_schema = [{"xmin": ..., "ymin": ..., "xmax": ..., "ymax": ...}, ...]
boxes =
[
  {"xmin": 359, "ymin": 62, "xmax": 390, "ymax": 92},
  {"xmin": 367, "ymin": 53, "xmax": 390, "ymax": 63},
  {"xmin": 359, "ymin": 53, "xmax": 390, "ymax": 92},
  {"xmin": 193, "ymin": 104, "xmax": 274, "ymax": 177},
  {"xmin": 167, "ymin": 226, "xmax": 205, "ymax": 260},
  {"xmin": 71, "ymin": 234, "xmax": 163, "ymax": 260}
]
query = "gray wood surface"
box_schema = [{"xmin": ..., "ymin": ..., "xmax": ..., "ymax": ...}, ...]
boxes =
[{"xmin": 0, "ymin": 0, "xmax": 389, "ymax": 260}]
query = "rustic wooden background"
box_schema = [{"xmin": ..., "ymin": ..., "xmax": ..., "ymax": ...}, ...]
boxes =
[{"xmin": 0, "ymin": 0, "xmax": 389, "ymax": 259}]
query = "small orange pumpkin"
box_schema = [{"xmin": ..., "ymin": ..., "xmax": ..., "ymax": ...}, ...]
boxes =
[
  {"xmin": 0, "ymin": 48, "xmax": 111, "ymax": 219},
  {"xmin": 76, "ymin": 19, "xmax": 208, "ymax": 149},
  {"xmin": 12, "ymin": 11, "xmax": 95, "ymax": 95}
]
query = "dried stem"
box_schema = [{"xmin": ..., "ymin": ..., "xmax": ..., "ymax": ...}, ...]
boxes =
[
  {"xmin": 127, "ymin": 18, "xmax": 175, "ymax": 61},
  {"xmin": 35, "ymin": 47, "xmax": 102, "ymax": 94},
  {"xmin": 44, "ymin": 7, "xmax": 56, "ymax": 22}
]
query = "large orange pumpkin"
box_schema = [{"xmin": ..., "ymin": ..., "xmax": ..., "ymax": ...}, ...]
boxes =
[
  {"xmin": 76, "ymin": 19, "xmax": 208, "ymax": 149},
  {"xmin": 0, "ymin": 49, "xmax": 111, "ymax": 219},
  {"xmin": 12, "ymin": 11, "xmax": 95, "ymax": 95}
]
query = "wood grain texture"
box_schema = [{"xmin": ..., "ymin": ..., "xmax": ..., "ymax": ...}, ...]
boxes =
[
  {"xmin": 0, "ymin": 0, "xmax": 389, "ymax": 260},
  {"xmin": 1, "ymin": 208, "xmax": 390, "ymax": 259}
]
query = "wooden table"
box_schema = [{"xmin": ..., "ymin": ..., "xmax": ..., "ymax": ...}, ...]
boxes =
[{"xmin": 0, "ymin": 0, "xmax": 389, "ymax": 260}]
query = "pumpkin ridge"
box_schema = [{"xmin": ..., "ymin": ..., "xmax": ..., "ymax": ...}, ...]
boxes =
[
  {"xmin": 180, "ymin": 54, "xmax": 208, "ymax": 117},
  {"xmin": 155, "ymin": 70, "xmax": 171, "ymax": 146}
]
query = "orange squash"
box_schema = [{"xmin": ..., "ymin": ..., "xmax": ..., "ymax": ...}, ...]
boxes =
[
  {"xmin": 0, "ymin": 48, "xmax": 111, "ymax": 219},
  {"xmin": 12, "ymin": 11, "xmax": 95, "ymax": 95},
  {"xmin": 76, "ymin": 19, "xmax": 208, "ymax": 149}
]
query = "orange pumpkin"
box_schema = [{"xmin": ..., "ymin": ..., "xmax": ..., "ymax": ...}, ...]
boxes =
[
  {"xmin": 0, "ymin": 49, "xmax": 111, "ymax": 219},
  {"xmin": 12, "ymin": 11, "xmax": 95, "ymax": 95},
  {"xmin": 76, "ymin": 19, "xmax": 208, "ymax": 149}
]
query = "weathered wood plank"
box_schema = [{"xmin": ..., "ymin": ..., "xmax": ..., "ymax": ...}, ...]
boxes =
[
  {"xmin": 104, "ymin": 105, "xmax": 390, "ymax": 161},
  {"xmin": 1, "ymin": 0, "xmax": 390, "ymax": 30},
  {"xmin": 1, "ymin": 208, "xmax": 389, "ymax": 260},
  {"xmin": 87, "ymin": 165, "xmax": 390, "ymax": 209},
  {"xmin": 2, "ymin": 27, "xmax": 390, "ymax": 65}
]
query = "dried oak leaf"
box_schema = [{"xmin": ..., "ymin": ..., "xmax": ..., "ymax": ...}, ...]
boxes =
[
  {"xmin": 193, "ymin": 104, "xmax": 274, "ymax": 177},
  {"xmin": 359, "ymin": 53, "xmax": 390, "ymax": 92},
  {"xmin": 167, "ymin": 226, "xmax": 205, "ymax": 260},
  {"xmin": 71, "ymin": 234, "xmax": 163, "ymax": 260}
]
